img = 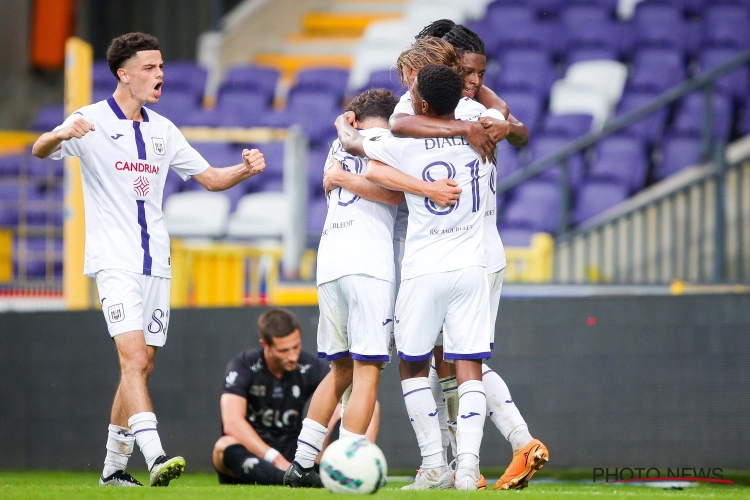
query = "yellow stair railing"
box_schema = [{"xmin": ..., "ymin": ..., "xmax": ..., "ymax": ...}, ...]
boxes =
[{"xmin": 503, "ymin": 233, "xmax": 555, "ymax": 283}]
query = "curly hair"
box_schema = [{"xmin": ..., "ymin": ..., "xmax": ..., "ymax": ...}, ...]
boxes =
[
  {"xmin": 106, "ymin": 32, "xmax": 160, "ymax": 80},
  {"xmin": 346, "ymin": 88, "xmax": 399, "ymax": 122},
  {"xmin": 415, "ymin": 64, "xmax": 463, "ymax": 116},
  {"xmin": 416, "ymin": 19, "xmax": 486, "ymax": 58},
  {"xmin": 395, "ymin": 37, "xmax": 461, "ymax": 85}
]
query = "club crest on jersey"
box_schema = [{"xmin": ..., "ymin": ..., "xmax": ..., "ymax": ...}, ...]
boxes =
[
  {"xmin": 152, "ymin": 137, "xmax": 165, "ymax": 155},
  {"xmin": 108, "ymin": 303, "xmax": 124, "ymax": 323}
]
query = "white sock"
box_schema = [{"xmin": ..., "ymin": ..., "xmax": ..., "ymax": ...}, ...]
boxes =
[
  {"xmin": 428, "ymin": 365, "xmax": 450, "ymax": 463},
  {"xmin": 294, "ymin": 418, "xmax": 328, "ymax": 469},
  {"xmin": 483, "ymin": 364, "xmax": 533, "ymax": 451},
  {"xmin": 339, "ymin": 424, "xmax": 366, "ymax": 442},
  {"xmin": 128, "ymin": 412, "xmax": 165, "ymax": 471},
  {"xmin": 439, "ymin": 374, "xmax": 459, "ymax": 459},
  {"xmin": 102, "ymin": 424, "xmax": 134, "ymax": 478},
  {"xmin": 401, "ymin": 377, "xmax": 444, "ymax": 470},
  {"xmin": 456, "ymin": 380, "xmax": 486, "ymax": 476}
]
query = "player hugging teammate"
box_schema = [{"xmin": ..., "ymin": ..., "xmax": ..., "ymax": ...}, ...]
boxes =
[{"xmin": 285, "ymin": 20, "xmax": 549, "ymax": 491}]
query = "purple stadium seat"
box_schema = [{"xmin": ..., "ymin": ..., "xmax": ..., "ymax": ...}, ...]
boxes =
[
  {"xmin": 527, "ymin": 135, "xmax": 585, "ymax": 188},
  {"xmin": 498, "ymin": 91, "xmax": 544, "ymax": 132},
  {"xmin": 541, "ymin": 113, "xmax": 594, "ymax": 138},
  {"xmin": 222, "ymin": 182, "xmax": 254, "ymax": 210},
  {"xmin": 591, "ymin": 135, "xmax": 649, "ymax": 192},
  {"xmin": 0, "ymin": 154, "xmax": 23, "ymax": 176},
  {"xmin": 264, "ymin": 89, "xmax": 341, "ymax": 145},
  {"xmin": 742, "ymin": 106, "xmax": 750, "ymax": 135},
  {"xmin": 191, "ymin": 142, "xmax": 239, "ymax": 170},
  {"xmin": 14, "ymin": 237, "xmax": 63, "ymax": 279},
  {"xmin": 31, "ymin": 104, "xmax": 65, "ymax": 132},
  {"xmin": 495, "ymin": 141, "xmax": 522, "ymax": 184},
  {"xmin": 627, "ymin": 48, "xmax": 687, "ymax": 93},
  {"xmin": 655, "ymin": 133, "xmax": 703, "ymax": 180},
  {"xmin": 616, "ymin": 90, "xmax": 670, "ymax": 144},
  {"xmin": 496, "ymin": 224, "xmax": 537, "ymax": 246},
  {"xmin": 163, "ymin": 61, "xmax": 207, "ymax": 101},
  {"xmin": 527, "ymin": 0, "xmax": 564, "ymax": 15},
  {"xmin": 211, "ymin": 90, "xmax": 272, "ymax": 128},
  {"xmin": 672, "ymin": 92, "xmax": 733, "ymax": 140},
  {"xmin": 567, "ymin": 47, "xmax": 618, "ymax": 65},
  {"xmin": 357, "ymin": 69, "xmax": 406, "ymax": 96},
  {"xmin": 503, "ymin": 180, "xmax": 562, "ymax": 234},
  {"xmin": 93, "ymin": 61, "xmax": 113, "ymax": 92},
  {"xmin": 307, "ymin": 195, "xmax": 328, "ymax": 235},
  {"xmin": 307, "ymin": 146, "xmax": 329, "ymax": 197},
  {"xmin": 633, "ymin": 3, "xmax": 688, "ymax": 52},
  {"xmin": 632, "ymin": 47, "xmax": 684, "ymax": 71},
  {"xmin": 253, "ymin": 178, "xmax": 284, "ymax": 193},
  {"xmin": 573, "ymin": 176, "xmax": 629, "ymax": 225},
  {"xmin": 251, "ymin": 141, "xmax": 285, "ymax": 183},
  {"xmin": 146, "ymin": 88, "xmax": 201, "ymax": 126},
  {"xmin": 27, "ymin": 154, "xmax": 63, "ymax": 179},
  {"xmin": 485, "ymin": 4, "xmax": 536, "ymax": 25},
  {"xmin": 562, "ymin": 6, "xmax": 620, "ymax": 53},
  {"xmin": 699, "ymin": 48, "xmax": 750, "ymax": 103},
  {"xmin": 488, "ymin": 18, "xmax": 558, "ymax": 56},
  {"xmin": 702, "ymin": 5, "xmax": 750, "ymax": 50},
  {"xmin": 495, "ymin": 49, "xmax": 556, "ymax": 95},
  {"xmin": 294, "ymin": 68, "xmax": 349, "ymax": 104},
  {"xmin": 220, "ymin": 65, "xmax": 279, "ymax": 107}
]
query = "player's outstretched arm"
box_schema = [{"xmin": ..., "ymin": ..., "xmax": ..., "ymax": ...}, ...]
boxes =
[
  {"xmin": 31, "ymin": 117, "xmax": 95, "ymax": 158},
  {"xmin": 389, "ymin": 113, "xmax": 494, "ymax": 162},
  {"xmin": 324, "ymin": 158, "xmax": 404, "ymax": 205},
  {"xmin": 334, "ymin": 112, "xmax": 366, "ymax": 157},
  {"xmin": 220, "ymin": 393, "xmax": 291, "ymax": 471},
  {"xmin": 193, "ymin": 148, "xmax": 265, "ymax": 192},
  {"xmin": 476, "ymin": 86, "xmax": 529, "ymax": 148},
  {"xmin": 365, "ymin": 159, "xmax": 461, "ymax": 207}
]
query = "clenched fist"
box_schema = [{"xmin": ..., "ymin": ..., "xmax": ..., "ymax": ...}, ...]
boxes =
[
  {"xmin": 59, "ymin": 117, "xmax": 95, "ymax": 141},
  {"xmin": 242, "ymin": 148, "xmax": 266, "ymax": 177}
]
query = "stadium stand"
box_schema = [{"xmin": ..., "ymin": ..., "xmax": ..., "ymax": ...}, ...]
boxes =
[{"xmin": 3, "ymin": 0, "xmax": 750, "ymax": 281}]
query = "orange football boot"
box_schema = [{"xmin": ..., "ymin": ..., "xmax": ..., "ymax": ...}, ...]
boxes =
[
  {"xmin": 477, "ymin": 474, "xmax": 487, "ymax": 490},
  {"xmin": 493, "ymin": 439, "xmax": 549, "ymax": 490}
]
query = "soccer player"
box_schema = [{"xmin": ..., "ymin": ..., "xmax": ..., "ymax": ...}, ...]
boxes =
[
  {"xmin": 391, "ymin": 22, "xmax": 549, "ymax": 491},
  {"xmin": 213, "ymin": 309, "xmax": 331, "ymax": 485},
  {"xmin": 283, "ymin": 89, "xmax": 407, "ymax": 488},
  {"xmin": 338, "ymin": 64, "xmax": 496, "ymax": 490},
  {"xmin": 31, "ymin": 33, "xmax": 266, "ymax": 487}
]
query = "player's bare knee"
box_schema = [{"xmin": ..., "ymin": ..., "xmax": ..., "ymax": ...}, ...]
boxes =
[{"xmin": 119, "ymin": 347, "xmax": 150, "ymax": 377}]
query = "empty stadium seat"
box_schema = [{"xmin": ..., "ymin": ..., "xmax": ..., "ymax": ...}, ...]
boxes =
[
  {"xmin": 495, "ymin": 49, "xmax": 556, "ymax": 96},
  {"xmin": 293, "ymin": 68, "xmax": 349, "ymax": 105},
  {"xmin": 549, "ymin": 81, "xmax": 612, "ymax": 130},
  {"xmin": 654, "ymin": 133, "xmax": 703, "ymax": 180},
  {"xmin": 503, "ymin": 181, "xmax": 562, "ymax": 234},
  {"xmin": 591, "ymin": 134, "xmax": 649, "ymax": 192},
  {"xmin": 541, "ymin": 113, "xmax": 595, "ymax": 138},
  {"xmin": 671, "ymin": 92, "xmax": 733, "ymax": 140},
  {"xmin": 164, "ymin": 191, "xmax": 230, "ymax": 238},
  {"xmin": 31, "ymin": 105, "xmax": 65, "ymax": 132},
  {"xmin": 226, "ymin": 192, "xmax": 289, "ymax": 239},
  {"xmin": 573, "ymin": 176, "xmax": 630, "ymax": 225},
  {"xmin": 526, "ymin": 135, "xmax": 585, "ymax": 188}
]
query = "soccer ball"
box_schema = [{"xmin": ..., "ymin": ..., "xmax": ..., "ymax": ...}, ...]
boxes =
[{"xmin": 320, "ymin": 439, "xmax": 388, "ymax": 494}]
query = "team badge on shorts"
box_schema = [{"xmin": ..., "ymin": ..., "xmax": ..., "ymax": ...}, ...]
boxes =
[
  {"xmin": 152, "ymin": 137, "xmax": 165, "ymax": 155},
  {"xmin": 108, "ymin": 303, "xmax": 125, "ymax": 323}
]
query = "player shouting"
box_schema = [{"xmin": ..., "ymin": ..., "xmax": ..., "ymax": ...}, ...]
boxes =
[{"xmin": 31, "ymin": 32, "xmax": 265, "ymax": 487}]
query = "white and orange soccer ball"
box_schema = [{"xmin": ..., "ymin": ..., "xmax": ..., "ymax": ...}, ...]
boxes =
[{"xmin": 320, "ymin": 439, "xmax": 388, "ymax": 494}]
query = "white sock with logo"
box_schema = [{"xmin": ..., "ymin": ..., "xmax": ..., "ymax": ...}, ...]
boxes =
[
  {"xmin": 401, "ymin": 377, "xmax": 444, "ymax": 470},
  {"xmin": 439, "ymin": 374, "xmax": 459, "ymax": 458},
  {"xmin": 102, "ymin": 424, "xmax": 134, "ymax": 478},
  {"xmin": 338, "ymin": 424, "xmax": 366, "ymax": 442},
  {"xmin": 294, "ymin": 418, "xmax": 328, "ymax": 469},
  {"xmin": 128, "ymin": 412, "xmax": 165, "ymax": 471},
  {"xmin": 428, "ymin": 365, "xmax": 450, "ymax": 462},
  {"xmin": 483, "ymin": 364, "xmax": 533, "ymax": 451},
  {"xmin": 456, "ymin": 380, "xmax": 486, "ymax": 477}
]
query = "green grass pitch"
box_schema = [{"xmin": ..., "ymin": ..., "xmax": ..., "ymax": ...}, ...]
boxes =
[{"xmin": 1, "ymin": 470, "xmax": 748, "ymax": 499}]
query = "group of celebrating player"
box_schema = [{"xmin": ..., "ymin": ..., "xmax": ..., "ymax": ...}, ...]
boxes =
[
  {"xmin": 283, "ymin": 20, "xmax": 549, "ymax": 491},
  {"xmin": 32, "ymin": 18, "xmax": 547, "ymax": 491}
]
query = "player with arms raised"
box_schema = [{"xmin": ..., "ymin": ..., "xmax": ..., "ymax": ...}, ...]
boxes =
[{"xmin": 31, "ymin": 32, "xmax": 265, "ymax": 487}]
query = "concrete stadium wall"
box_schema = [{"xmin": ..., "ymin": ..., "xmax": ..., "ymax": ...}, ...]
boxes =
[{"xmin": 1, "ymin": 294, "xmax": 749, "ymax": 472}]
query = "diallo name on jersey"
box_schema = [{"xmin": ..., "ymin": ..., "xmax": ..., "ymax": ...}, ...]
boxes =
[{"xmin": 115, "ymin": 161, "xmax": 160, "ymax": 174}]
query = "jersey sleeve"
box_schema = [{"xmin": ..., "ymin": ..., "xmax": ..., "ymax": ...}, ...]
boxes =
[
  {"xmin": 479, "ymin": 108, "xmax": 506, "ymax": 121},
  {"xmin": 169, "ymin": 126, "xmax": 210, "ymax": 180},
  {"xmin": 392, "ymin": 92, "xmax": 415, "ymax": 116},
  {"xmin": 362, "ymin": 133, "xmax": 405, "ymax": 172},
  {"xmin": 221, "ymin": 353, "xmax": 253, "ymax": 399},
  {"xmin": 49, "ymin": 112, "xmax": 94, "ymax": 160}
]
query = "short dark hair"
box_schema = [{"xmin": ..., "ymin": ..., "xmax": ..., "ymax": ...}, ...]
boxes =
[
  {"xmin": 346, "ymin": 88, "xmax": 399, "ymax": 122},
  {"xmin": 416, "ymin": 20, "xmax": 486, "ymax": 58},
  {"xmin": 106, "ymin": 32, "xmax": 160, "ymax": 80},
  {"xmin": 416, "ymin": 64, "xmax": 463, "ymax": 116},
  {"xmin": 258, "ymin": 308, "xmax": 300, "ymax": 345}
]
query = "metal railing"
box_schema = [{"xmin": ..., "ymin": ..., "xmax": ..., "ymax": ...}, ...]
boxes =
[{"xmin": 497, "ymin": 49, "xmax": 750, "ymax": 284}]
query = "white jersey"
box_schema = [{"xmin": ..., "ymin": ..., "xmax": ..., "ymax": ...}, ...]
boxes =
[
  {"xmin": 363, "ymin": 128, "xmax": 492, "ymax": 280},
  {"xmin": 316, "ymin": 128, "xmax": 397, "ymax": 285},
  {"xmin": 51, "ymin": 98, "xmax": 209, "ymax": 278},
  {"xmin": 392, "ymin": 92, "xmax": 506, "ymax": 272}
]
